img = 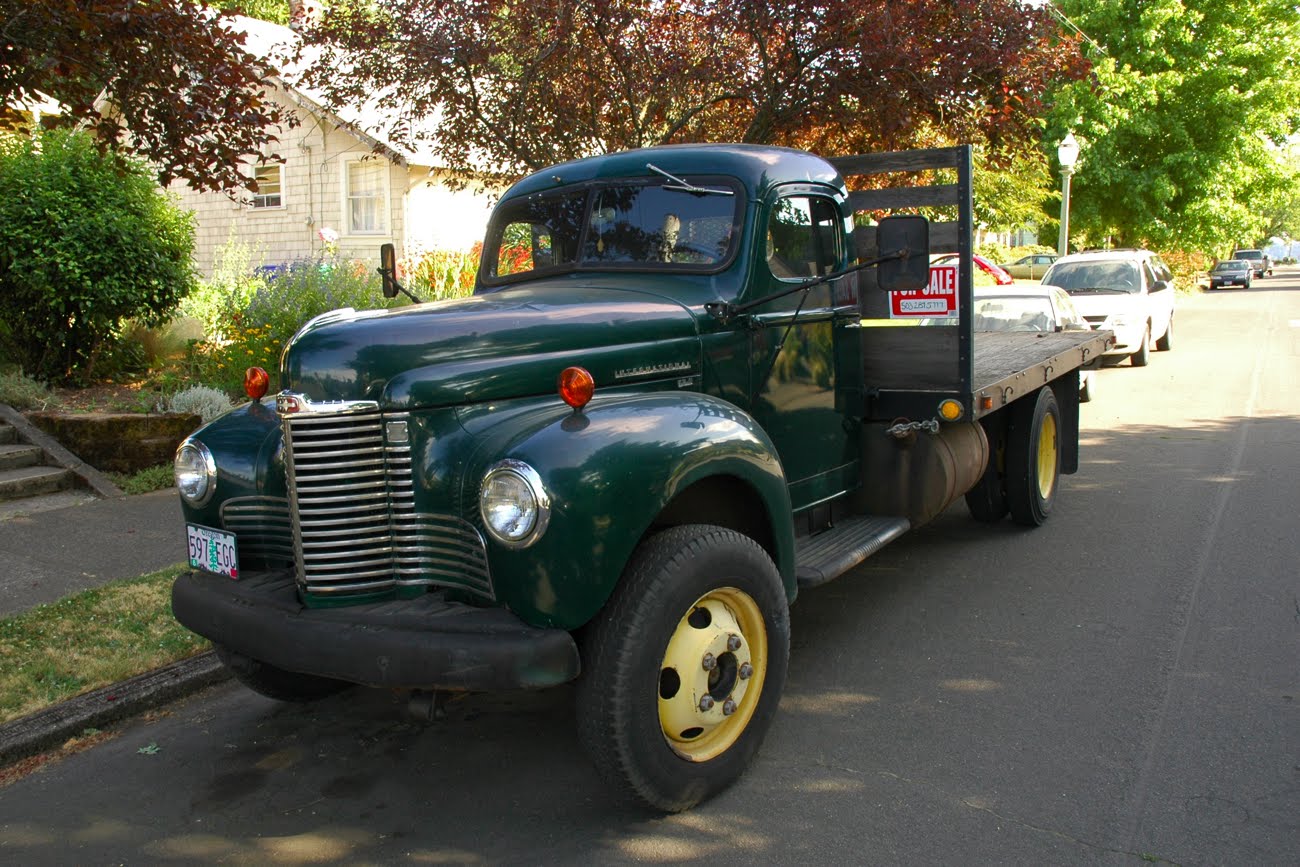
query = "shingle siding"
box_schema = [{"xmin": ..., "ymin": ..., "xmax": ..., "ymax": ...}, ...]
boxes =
[{"xmin": 171, "ymin": 88, "xmax": 495, "ymax": 277}]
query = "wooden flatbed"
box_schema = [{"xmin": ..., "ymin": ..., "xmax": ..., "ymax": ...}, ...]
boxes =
[
  {"xmin": 859, "ymin": 324, "xmax": 1112, "ymax": 421},
  {"xmin": 971, "ymin": 329, "xmax": 1112, "ymax": 418}
]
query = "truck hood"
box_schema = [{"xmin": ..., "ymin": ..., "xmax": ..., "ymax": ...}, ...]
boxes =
[{"xmin": 282, "ymin": 283, "xmax": 702, "ymax": 408}]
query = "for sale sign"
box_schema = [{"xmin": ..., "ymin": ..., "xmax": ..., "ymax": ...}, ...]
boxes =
[{"xmin": 889, "ymin": 264, "xmax": 958, "ymax": 318}]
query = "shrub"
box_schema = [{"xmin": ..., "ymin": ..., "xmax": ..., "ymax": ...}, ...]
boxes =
[
  {"xmin": 183, "ymin": 243, "xmax": 405, "ymax": 393},
  {"xmin": 0, "ymin": 129, "xmax": 196, "ymax": 385},
  {"xmin": 0, "ymin": 370, "xmax": 53, "ymax": 410},
  {"xmin": 168, "ymin": 385, "xmax": 234, "ymax": 422}
]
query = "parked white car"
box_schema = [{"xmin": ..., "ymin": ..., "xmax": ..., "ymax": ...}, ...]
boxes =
[
  {"xmin": 970, "ymin": 285, "xmax": 1099, "ymax": 402},
  {"xmin": 1040, "ymin": 249, "xmax": 1175, "ymax": 367}
]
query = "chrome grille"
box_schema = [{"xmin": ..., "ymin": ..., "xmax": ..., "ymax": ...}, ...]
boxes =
[
  {"xmin": 221, "ymin": 496, "xmax": 293, "ymax": 567},
  {"xmin": 282, "ymin": 408, "xmax": 493, "ymax": 598}
]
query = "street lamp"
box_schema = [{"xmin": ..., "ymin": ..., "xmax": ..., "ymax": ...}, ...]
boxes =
[{"xmin": 1057, "ymin": 132, "xmax": 1080, "ymax": 256}]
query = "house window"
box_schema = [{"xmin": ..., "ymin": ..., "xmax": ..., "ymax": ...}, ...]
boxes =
[
  {"xmin": 345, "ymin": 159, "xmax": 388, "ymax": 234},
  {"xmin": 252, "ymin": 163, "xmax": 283, "ymax": 208}
]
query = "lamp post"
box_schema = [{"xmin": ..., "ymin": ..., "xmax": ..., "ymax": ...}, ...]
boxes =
[{"xmin": 1057, "ymin": 132, "xmax": 1080, "ymax": 256}]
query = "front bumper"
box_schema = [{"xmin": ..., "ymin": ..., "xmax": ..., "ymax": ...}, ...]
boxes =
[
  {"xmin": 1099, "ymin": 322, "xmax": 1146, "ymax": 355},
  {"xmin": 1210, "ymin": 277, "xmax": 1248, "ymax": 288},
  {"xmin": 173, "ymin": 569, "xmax": 580, "ymax": 691}
]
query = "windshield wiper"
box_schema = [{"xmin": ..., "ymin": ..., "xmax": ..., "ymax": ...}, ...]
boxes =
[
  {"xmin": 646, "ymin": 163, "xmax": 734, "ymax": 197},
  {"xmin": 1067, "ymin": 286, "xmax": 1130, "ymax": 294}
]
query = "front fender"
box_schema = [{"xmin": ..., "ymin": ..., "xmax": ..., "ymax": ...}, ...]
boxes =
[
  {"xmin": 178, "ymin": 398, "xmax": 285, "ymax": 528},
  {"xmin": 460, "ymin": 392, "xmax": 793, "ymax": 629}
]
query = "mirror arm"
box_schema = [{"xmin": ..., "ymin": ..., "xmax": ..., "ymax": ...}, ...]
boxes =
[
  {"xmin": 376, "ymin": 266, "xmax": 423, "ymax": 304},
  {"xmin": 707, "ymin": 249, "xmax": 911, "ymax": 322}
]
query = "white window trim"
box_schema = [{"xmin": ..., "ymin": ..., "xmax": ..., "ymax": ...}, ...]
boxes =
[
  {"xmin": 250, "ymin": 162, "xmax": 286, "ymax": 211},
  {"xmin": 341, "ymin": 156, "xmax": 392, "ymax": 237}
]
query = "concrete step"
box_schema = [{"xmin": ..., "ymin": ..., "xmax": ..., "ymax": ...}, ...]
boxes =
[
  {"xmin": 0, "ymin": 423, "xmax": 15, "ymax": 445},
  {"xmin": 0, "ymin": 489, "xmax": 98, "ymax": 520},
  {"xmin": 0, "ymin": 465, "xmax": 74, "ymax": 502},
  {"xmin": 0, "ymin": 443, "xmax": 43, "ymax": 471}
]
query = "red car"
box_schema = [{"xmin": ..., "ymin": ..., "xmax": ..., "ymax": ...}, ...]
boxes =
[{"xmin": 932, "ymin": 253, "xmax": 1015, "ymax": 285}]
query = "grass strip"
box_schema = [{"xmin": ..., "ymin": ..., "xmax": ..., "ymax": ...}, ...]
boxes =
[
  {"xmin": 0, "ymin": 564, "xmax": 208, "ymax": 725},
  {"xmin": 105, "ymin": 463, "xmax": 175, "ymax": 495}
]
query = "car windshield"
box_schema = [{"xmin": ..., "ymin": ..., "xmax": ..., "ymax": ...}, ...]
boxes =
[
  {"xmin": 1044, "ymin": 260, "xmax": 1142, "ymax": 293},
  {"xmin": 481, "ymin": 180, "xmax": 740, "ymax": 284},
  {"xmin": 973, "ymin": 296, "xmax": 1055, "ymax": 332},
  {"xmin": 1234, "ymin": 251, "xmax": 1262, "ymax": 260},
  {"xmin": 1214, "ymin": 261, "xmax": 1248, "ymax": 272}
]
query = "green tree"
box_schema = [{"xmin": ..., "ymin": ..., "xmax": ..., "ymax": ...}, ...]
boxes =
[
  {"xmin": 1045, "ymin": 0, "xmax": 1300, "ymax": 251},
  {"xmin": 0, "ymin": 130, "xmax": 196, "ymax": 384}
]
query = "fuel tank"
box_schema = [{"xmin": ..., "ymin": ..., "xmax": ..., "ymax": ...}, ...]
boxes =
[{"xmin": 853, "ymin": 420, "xmax": 989, "ymax": 526}]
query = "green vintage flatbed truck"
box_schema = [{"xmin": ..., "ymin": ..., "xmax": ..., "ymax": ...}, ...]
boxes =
[{"xmin": 172, "ymin": 144, "xmax": 1110, "ymax": 811}]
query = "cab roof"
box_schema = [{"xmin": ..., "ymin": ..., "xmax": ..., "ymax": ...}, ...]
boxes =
[{"xmin": 500, "ymin": 143, "xmax": 845, "ymax": 202}]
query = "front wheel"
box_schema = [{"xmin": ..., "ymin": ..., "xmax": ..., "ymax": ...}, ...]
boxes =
[
  {"xmin": 214, "ymin": 644, "xmax": 351, "ymax": 702},
  {"xmin": 1079, "ymin": 371, "xmax": 1096, "ymax": 403},
  {"xmin": 1006, "ymin": 387, "xmax": 1061, "ymax": 527},
  {"xmin": 1155, "ymin": 315, "xmax": 1173, "ymax": 352},
  {"xmin": 1130, "ymin": 324, "xmax": 1151, "ymax": 367},
  {"xmin": 576, "ymin": 525, "xmax": 790, "ymax": 812}
]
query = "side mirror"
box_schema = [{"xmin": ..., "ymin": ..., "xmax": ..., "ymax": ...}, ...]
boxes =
[
  {"xmin": 876, "ymin": 215, "xmax": 930, "ymax": 291},
  {"xmin": 1152, "ymin": 280, "xmax": 1170, "ymax": 293},
  {"xmin": 379, "ymin": 243, "xmax": 399, "ymax": 299}
]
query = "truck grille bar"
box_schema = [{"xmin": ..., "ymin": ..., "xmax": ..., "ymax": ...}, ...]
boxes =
[{"xmin": 279, "ymin": 406, "xmax": 492, "ymax": 599}]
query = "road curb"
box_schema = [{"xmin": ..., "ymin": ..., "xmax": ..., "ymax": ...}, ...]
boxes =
[{"xmin": 0, "ymin": 650, "xmax": 230, "ymax": 767}]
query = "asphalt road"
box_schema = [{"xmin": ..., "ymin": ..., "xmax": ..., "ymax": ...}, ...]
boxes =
[{"xmin": 2, "ymin": 273, "xmax": 1297, "ymax": 865}]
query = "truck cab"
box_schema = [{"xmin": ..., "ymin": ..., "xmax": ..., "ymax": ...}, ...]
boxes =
[{"xmin": 172, "ymin": 143, "xmax": 1110, "ymax": 812}]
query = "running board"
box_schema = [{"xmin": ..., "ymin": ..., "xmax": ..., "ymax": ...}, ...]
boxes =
[{"xmin": 794, "ymin": 515, "xmax": 911, "ymax": 588}]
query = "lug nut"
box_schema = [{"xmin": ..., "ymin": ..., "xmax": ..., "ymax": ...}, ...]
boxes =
[
  {"xmin": 699, "ymin": 695, "xmax": 715, "ymax": 711},
  {"xmin": 701, "ymin": 653, "xmax": 716, "ymax": 671},
  {"xmin": 727, "ymin": 634, "xmax": 742, "ymax": 651},
  {"xmin": 739, "ymin": 662, "xmax": 753, "ymax": 680},
  {"xmin": 722, "ymin": 699, "xmax": 737, "ymax": 716}
]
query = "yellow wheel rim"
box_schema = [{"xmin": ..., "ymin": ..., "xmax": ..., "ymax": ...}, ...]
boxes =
[
  {"xmin": 657, "ymin": 587, "xmax": 768, "ymax": 762},
  {"xmin": 1036, "ymin": 412, "xmax": 1058, "ymax": 500}
]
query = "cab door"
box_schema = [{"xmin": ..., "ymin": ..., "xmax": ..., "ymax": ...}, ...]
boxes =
[{"xmin": 745, "ymin": 189, "xmax": 860, "ymax": 512}]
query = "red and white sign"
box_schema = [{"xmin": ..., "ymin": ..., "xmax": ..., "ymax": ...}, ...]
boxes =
[{"xmin": 889, "ymin": 263, "xmax": 958, "ymax": 318}]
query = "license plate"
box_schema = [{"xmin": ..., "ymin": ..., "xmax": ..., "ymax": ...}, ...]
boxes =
[{"xmin": 187, "ymin": 523, "xmax": 239, "ymax": 579}]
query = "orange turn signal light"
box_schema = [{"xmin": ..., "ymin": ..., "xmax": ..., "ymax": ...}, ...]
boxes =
[
  {"xmin": 244, "ymin": 367, "xmax": 270, "ymax": 400},
  {"xmin": 558, "ymin": 366, "xmax": 594, "ymax": 409}
]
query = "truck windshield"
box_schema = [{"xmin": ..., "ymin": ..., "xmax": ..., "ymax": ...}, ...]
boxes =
[{"xmin": 480, "ymin": 180, "xmax": 741, "ymax": 284}]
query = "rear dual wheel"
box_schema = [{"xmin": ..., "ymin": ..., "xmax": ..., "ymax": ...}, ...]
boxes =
[
  {"xmin": 576, "ymin": 525, "xmax": 790, "ymax": 812},
  {"xmin": 1005, "ymin": 386, "xmax": 1061, "ymax": 527}
]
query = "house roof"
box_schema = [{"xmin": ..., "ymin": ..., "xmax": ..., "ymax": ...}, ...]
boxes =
[{"xmin": 232, "ymin": 15, "xmax": 442, "ymax": 166}]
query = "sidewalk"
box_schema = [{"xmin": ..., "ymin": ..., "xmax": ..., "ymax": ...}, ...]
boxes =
[{"xmin": 0, "ymin": 488, "xmax": 188, "ymax": 617}]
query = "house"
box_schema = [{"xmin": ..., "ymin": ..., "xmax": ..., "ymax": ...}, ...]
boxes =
[{"xmin": 170, "ymin": 16, "xmax": 498, "ymax": 276}]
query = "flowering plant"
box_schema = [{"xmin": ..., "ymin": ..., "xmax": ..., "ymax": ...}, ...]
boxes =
[{"xmin": 317, "ymin": 226, "xmax": 339, "ymax": 257}]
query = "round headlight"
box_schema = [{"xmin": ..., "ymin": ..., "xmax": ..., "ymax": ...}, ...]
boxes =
[
  {"xmin": 479, "ymin": 460, "xmax": 550, "ymax": 548},
  {"xmin": 174, "ymin": 440, "xmax": 216, "ymax": 506}
]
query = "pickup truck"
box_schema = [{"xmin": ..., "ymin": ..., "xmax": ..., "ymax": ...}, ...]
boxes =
[{"xmin": 172, "ymin": 144, "xmax": 1111, "ymax": 812}]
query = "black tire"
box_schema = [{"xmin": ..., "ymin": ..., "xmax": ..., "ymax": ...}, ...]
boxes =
[
  {"xmin": 1005, "ymin": 387, "xmax": 1061, "ymax": 527},
  {"xmin": 576, "ymin": 524, "xmax": 790, "ymax": 812},
  {"xmin": 1155, "ymin": 315, "xmax": 1173, "ymax": 352},
  {"xmin": 965, "ymin": 429, "xmax": 1008, "ymax": 523},
  {"xmin": 214, "ymin": 644, "xmax": 351, "ymax": 702},
  {"xmin": 1130, "ymin": 324, "xmax": 1151, "ymax": 367}
]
